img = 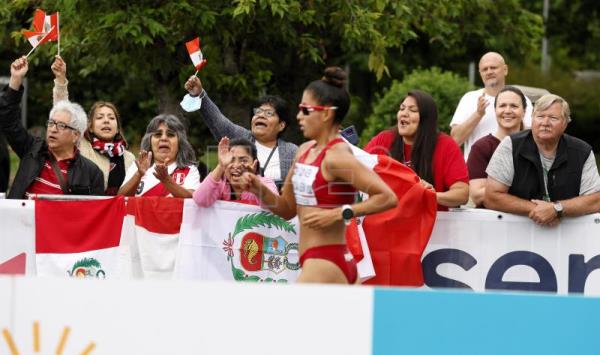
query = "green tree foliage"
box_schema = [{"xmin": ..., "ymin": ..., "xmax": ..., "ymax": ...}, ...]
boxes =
[
  {"xmin": 511, "ymin": 65, "xmax": 600, "ymax": 151},
  {"xmin": 518, "ymin": 1, "xmax": 600, "ymax": 153},
  {"xmin": 522, "ymin": 0, "xmax": 600, "ymax": 70},
  {"xmin": 360, "ymin": 68, "xmax": 473, "ymax": 145},
  {"xmin": 0, "ymin": 0, "xmax": 543, "ymax": 151}
]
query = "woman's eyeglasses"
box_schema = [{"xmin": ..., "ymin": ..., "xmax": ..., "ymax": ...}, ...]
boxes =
[
  {"xmin": 298, "ymin": 104, "xmax": 338, "ymax": 116},
  {"xmin": 152, "ymin": 129, "xmax": 177, "ymax": 138},
  {"xmin": 46, "ymin": 119, "xmax": 77, "ymax": 131},
  {"xmin": 253, "ymin": 107, "xmax": 277, "ymax": 118}
]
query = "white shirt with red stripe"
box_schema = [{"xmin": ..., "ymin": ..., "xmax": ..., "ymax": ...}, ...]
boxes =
[{"xmin": 122, "ymin": 162, "xmax": 200, "ymax": 197}]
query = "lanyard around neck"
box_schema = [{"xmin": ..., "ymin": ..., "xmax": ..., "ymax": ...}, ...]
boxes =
[{"xmin": 260, "ymin": 141, "xmax": 278, "ymax": 177}]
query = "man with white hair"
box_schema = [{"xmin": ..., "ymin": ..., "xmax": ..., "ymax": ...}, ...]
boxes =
[
  {"xmin": 450, "ymin": 52, "xmax": 533, "ymax": 159},
  {"xmin": 0, "ymin": 56, "xmax": 103, "ymax": 199},
  {"xmin": 484, "ymin": 94, "xmax": 600, "ymax": 226}
]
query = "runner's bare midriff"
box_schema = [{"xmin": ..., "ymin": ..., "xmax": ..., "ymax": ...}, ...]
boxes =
[{"xmin": 296, "ymin": 205, "xmax": 345, "ymax": 255}]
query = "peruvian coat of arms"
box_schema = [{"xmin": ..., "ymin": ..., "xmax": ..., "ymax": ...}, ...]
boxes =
[
  {"xmin": 222, "ymin": 211, "xmax": 299, "ymax": 282},
  {"xmin": 67, "ymin": 257, "xmax": 106, "ymax": 279}
]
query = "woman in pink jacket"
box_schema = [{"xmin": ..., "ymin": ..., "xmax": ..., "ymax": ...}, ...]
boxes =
[{"xmin": 193, "ymin": 137, "xmax": 278, "ymax": 207}]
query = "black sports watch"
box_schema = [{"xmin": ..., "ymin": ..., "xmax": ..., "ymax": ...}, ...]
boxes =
[{"xmin": 341, "ymin": 204, "xmax": 354, "ymax": 225}]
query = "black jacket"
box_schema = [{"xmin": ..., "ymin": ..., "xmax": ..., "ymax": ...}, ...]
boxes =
[
  {"xmin": 0, "ymin": 132, "xmax": 9, "ymax": 192},
  {"xmin": 0, "ymin": 85, "xmax": 104, "ymax": 199},
  {"xmin": 509, "ymin": 130, "xmax": 591, "ymax": 201}
]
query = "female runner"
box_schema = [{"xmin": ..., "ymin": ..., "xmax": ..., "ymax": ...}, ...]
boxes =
[{"xmin": 242, "ymin": 67, "xmax": 397, "ymax": 284}]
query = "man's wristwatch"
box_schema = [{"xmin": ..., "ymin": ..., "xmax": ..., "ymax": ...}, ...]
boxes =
[
  {"xmin": 341, "ymin": 204, "xmax": 354, "ymax": 225},
  {"xmin": 553, "ymin": 201, "xmax": 563, "ymax": 219}
]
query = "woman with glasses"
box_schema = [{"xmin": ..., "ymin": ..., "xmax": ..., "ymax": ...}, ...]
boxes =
[
  {"xmin": 118, "ymin": 114, "xmax": 200, "ymax": 198},
  {"xmin": 193, "ymin": 137, "xmax": 277, "ymax": 207},
  {"xmin": 51, "ymin": 56, "xmax": 135, "ymax": 195},
  {"xmin": 364, "ymin": 90, "xmax": 469, "ymax": 211},
  {"xmin": 1, "ymin": 56, "xmax": 103, "ymax": 199},
  {"xmin": 240, "ymin": 67, "xmax": 397, "ymax": 284},
  {"xmin": 182, "ymin": 76, "xmax": 297, "ymax": 189}
]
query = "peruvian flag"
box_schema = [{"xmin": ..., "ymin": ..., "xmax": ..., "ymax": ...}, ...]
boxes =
[
  {"xmin": 121, "ymin": 197, "xmax": 183, "ymax": 279},
  {"xmin": 23, "ymin": 9, "xmax": 59, "ymax": 49},
  {"xmin": 35, "ymin": 197, "xmax": 128, "ymax": 278},
  {"xmin": 175, "ymin": 200, "xmax": 301, "ymax": 282},
  {"xmin": 351, "ymin": 145, "xmax": 437, "ymax": 286},
  {"xmin": 185, "ymin": 37, "xmax": 207, "ymax": 71}
]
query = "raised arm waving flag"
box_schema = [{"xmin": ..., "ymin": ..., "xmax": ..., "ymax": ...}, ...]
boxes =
[{"xmin": 185, "ymin": 37, "xmax": 207, "ymax": 75}]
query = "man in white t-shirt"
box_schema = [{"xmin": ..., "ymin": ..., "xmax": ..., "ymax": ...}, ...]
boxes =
[{"xmin": 450, "ymin": 52, "xmax": 533, "ymax": 160}]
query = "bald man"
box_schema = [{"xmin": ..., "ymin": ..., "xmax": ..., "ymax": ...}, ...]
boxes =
[{"xmin": 450, "ymin": 52, "xmax": 533, "ymax": 160}]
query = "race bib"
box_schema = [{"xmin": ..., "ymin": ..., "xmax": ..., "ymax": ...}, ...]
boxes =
[{"xmin": 292, "ymin": 163, "xmax": 319, "ymax": 206}]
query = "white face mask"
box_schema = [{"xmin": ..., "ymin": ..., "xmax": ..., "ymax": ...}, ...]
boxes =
[{"xmin": 179, "ymin": 94, "xmax": 202, "ymax": 113}]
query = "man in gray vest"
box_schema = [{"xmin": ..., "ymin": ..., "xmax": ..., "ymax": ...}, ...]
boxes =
[{"xmin": 484, "ymin": 94, "xmax": 600, "ymax": 226}]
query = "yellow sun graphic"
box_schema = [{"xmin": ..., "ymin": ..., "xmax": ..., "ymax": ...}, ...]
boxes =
[{"xmin": 2, "ymin": 321, "xmax": 95, "ymax": 355}]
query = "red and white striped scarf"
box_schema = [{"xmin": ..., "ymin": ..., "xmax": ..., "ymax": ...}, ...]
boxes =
[{"xmin": 91, "ymin": 137, "xmax": 126, "ymax": 158}]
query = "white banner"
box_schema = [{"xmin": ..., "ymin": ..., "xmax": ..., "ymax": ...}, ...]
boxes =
[
  {"xmin": 422, "ymin": 209, "xmax": 600, "ymax": 295},
  {"xmin": 175, "ymin": 200, "xmax": 301, "ymax": 283}
]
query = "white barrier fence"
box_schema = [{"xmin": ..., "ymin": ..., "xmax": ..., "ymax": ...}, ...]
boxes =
[
  {"xmin": 2, "ymin": 199, "xmax": 600, "ymax": 295},
  {"xmin": 0, "ymin": 277, "xmax": 373, "ymax": 355},
  {"xmin": 422, "ymin": 209, "xmax": 600, "ymax": 295}
]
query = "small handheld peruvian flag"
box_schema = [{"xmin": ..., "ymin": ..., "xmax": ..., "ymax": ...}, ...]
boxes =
[
  {"xmin": 23, "ymin": 9, "xmax": 59, "ymax": 50},
  {"xmin": 185, "ymin": 37, "xmax": 207, "ymax": 72}
]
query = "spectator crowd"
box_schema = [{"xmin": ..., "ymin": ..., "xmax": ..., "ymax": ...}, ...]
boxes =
[{"xmin": 2, "ymin": 51, "xmax": 600, "ymax": 284}]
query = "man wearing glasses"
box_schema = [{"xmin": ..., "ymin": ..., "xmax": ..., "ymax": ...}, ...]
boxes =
[{"xmin": 0, "ymin": 56, "xmax": 103, "ymax": 199}]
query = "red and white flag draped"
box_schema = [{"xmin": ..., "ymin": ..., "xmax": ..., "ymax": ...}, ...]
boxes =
[
  {"xmin": 23, "ymin": 9, "xmax": 59, "ymax": 50},
  {"xmin": 121, "ymin": 197, "xmax": 183, "ymax": 279},
  {"xmin": 175, "ymin": 200, "xmax": 302, "ymax": 282},
  {"xmin": 26, "ymin": 197, "xmax": 184, "ymax": 279},
  {"xmin": 6, "ymin": 143, "xmax": 435, "ymax": 286},
  {"xmin": 185, "ymin": 37, "xmax": 207, "ymax": 72},
  {"xmin": 35, "ymin": 197, "xmax": 128, "ymax": 278},
  {"xmin": 350, "ymin": 144, "xmax": 438, "ymax": 286}
]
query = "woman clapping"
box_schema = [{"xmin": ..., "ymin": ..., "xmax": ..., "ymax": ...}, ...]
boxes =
[{"xmin": 119, "ymin": 114, "xmax": 200, "ymax": 197}]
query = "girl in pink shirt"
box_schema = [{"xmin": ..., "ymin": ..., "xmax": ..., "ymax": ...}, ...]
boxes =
[{"xmin": 193, "ymin": 137, "xmax": 277, "ymax": 207}]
